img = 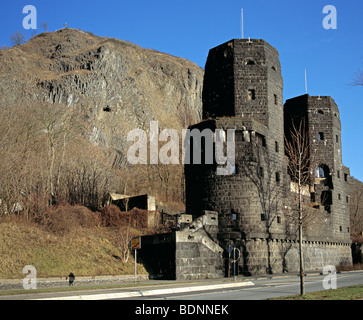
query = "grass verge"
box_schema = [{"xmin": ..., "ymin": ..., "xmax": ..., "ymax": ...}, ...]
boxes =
[
  {"xmin": 270, "ymin": 284, "xmax": 363, "ymax": 300},
  {"xmin": 0, "ymin": 220, "xmax": 147, "ymax": 279}
]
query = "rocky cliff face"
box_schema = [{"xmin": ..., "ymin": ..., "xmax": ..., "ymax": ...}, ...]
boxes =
[{"xmin": 0, "ymin": 28, "xmax": 203, "ymax": 167}]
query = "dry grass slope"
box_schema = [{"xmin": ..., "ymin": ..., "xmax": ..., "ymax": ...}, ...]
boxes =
[{"xmin": 0, "ymin": 213, "xmax": 148, "ymax": 279}]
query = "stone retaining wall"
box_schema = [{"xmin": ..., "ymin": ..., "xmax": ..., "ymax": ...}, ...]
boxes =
[
  {"xmin": 239, "ymin": 238, "xmax": 352, "ymax": 275},
  {"xmin": 0, "ymin": 274, "xmax": 149, "ymax": 291}
]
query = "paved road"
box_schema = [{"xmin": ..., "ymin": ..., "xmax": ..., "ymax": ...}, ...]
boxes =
[
  {"xmin": 146, "ymin": 272, "xmax": 363, "ymax": 300},
  {"xmin": 165, "ymin": 273, "xmax": 363, "ymax": 300},
  {"xmin": 1, "ymin": 271, "xmax": 362, "ymax": 300}
]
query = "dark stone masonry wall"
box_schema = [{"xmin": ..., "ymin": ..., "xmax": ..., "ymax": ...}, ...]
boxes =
[
  {"xmin": 241, "ymin": 239, "xmax": 351, "ymax": 275},
  {"xmin": 140, "ymin": 212, "xmax": 224, "ymax": 280},
  {"xmin": 285, "ymin": 95, "xmax": 351, "ymax": 243},
  {"xmin": 141, "ymin": 38, "xmax": 353, "ymax": 280},
  {"xmin": 185, "ymin": 39, "xmax": 352, "ymax": 277}
]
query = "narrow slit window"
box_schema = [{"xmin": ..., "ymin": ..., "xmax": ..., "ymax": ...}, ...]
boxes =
[
  {"xmin": 232, "ymin": 165, "xmax": 238, "ymax": 175},
  {"xmin": 275, "ymin": 172, "xmax": 281, "ymax": 184},
  {"xmin": 255, "ymin": 133, "xmax": 266, "ymax": 147},
  {"xmin": 248, "ymin": 89, "xmax": 256, "ymax": 100},
  {"xmin": 318, "ymin": 132, "xmax": 325, "ymax": 141},
  {"xmin": 274, "ymin": 94, "xmax": 278, "ymax": 105},
  {"xmin": 259, "ymin": 167, "xmax": 264, "ymax": 178}
]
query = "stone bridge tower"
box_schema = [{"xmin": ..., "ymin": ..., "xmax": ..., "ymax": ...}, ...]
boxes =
[
  {"xmin": 185, "ymin": 39, "xmax": 289, "ymax": 275},
  {"xmin": 284, "ymin": 94, "xmax": 351, "ymax": 244},
  {"xmin": 185, "ymin": 39, "xmax": 352, "ymax": 275}
]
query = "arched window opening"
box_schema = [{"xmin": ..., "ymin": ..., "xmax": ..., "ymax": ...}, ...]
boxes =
[
  {"xmin": 245, "ymin": 59, "xmax": 256, "ymax": 65},
  {"xmin": 315, "ymin": 164, "xmax": 331, "ymax": 178},
  {"xmin": 315, "ymin": 167, "xmax": 325, "ymax": 178},
  {"xmin": 315, "ymin": 164, "xmax": 333, "ymax": 188}
]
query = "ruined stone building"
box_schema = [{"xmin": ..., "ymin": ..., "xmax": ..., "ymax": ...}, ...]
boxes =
[{"xmin": 140, "ymin": 38, "xmax": 352, "ymax": 279}]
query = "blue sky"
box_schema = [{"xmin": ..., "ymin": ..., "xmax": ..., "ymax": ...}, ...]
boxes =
[{"xmin": 1, "ymin": 0, "xmax": 363, "ymax": 181}]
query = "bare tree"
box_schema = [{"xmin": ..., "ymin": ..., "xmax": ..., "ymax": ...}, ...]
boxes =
[
  {"xmin": 284, "ymin": 120, "xmax": 312, "ymax": 295},
  {"xmin": 352, "ymin": 69, "xmax": 363, "ymax": 87},
  {"xmin": 40, "ymin": 22, "xmax": 48, "ymax": 32},
  {"xmin": 34, "ymin": 103, "xmax": 76, "ymax": 204},
  {"xmin": 349, "ymin": 178, "xmax": 363, "ymax": 241},
  {"xmin": 116, "ymin": 217, "xmax": 133, "ymax": 263},
  {"xmin": 240, "ymin": 141, "xmax": 284, "ymax": 275},
  {"xmin": 0, "ymin": 100, "xmax": 131, "ymax": 219},
  {"xmin": 10, "ymin": 31, "xmax": 26, "ymax": 46},
  {"xmin": 0, "ymin": 104, "xmax": 41, "ymax": 216}
]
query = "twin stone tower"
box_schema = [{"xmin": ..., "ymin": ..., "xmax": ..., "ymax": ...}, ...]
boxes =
[{"xmin": 141, "ymin": 38, "xmax": 352, "ymax": 279}]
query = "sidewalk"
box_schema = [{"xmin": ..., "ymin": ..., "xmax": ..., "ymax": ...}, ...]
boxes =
[
  {"xmin": 1, "ymin": 270, "xmax": 321, "ymax": 291},
  {"xmin": 35, "ymin": 279, "xmax": 256, "ymax": 300}
]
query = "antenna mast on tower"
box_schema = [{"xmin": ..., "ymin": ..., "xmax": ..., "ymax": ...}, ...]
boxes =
[{"xmin": 241, "ymin": 9, "xmax": 244, "ymax": 39}]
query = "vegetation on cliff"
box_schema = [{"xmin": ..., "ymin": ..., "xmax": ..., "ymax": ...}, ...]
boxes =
[{"xmin": 0, "ymin": 29, "xmax": 202, "ymax": 278}]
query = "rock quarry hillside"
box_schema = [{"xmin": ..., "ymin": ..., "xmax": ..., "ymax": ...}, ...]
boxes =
[
  {"xmin": 0, "ymin": 28, "xmax": 203, "ymax": 167},
  {"xmin": 0, "ymin": 28, "xmax": 204, "ymax": 207}
]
